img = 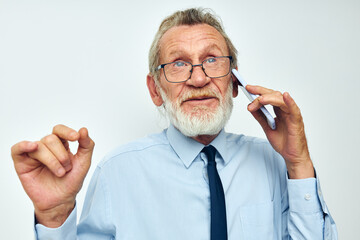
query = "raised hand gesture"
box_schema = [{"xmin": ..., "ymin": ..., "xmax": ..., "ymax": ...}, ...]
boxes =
[
  {"xmin": 246, "ymin": 86, "xmax": 315, "ymax": 179},
  {"xmin": 11, "ymin": 124, "xmax": 95, "ymax": 227}
]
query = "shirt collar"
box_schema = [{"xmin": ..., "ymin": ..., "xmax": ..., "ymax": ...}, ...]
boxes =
[{"xmin": 166, "ymin": 124, "xmax": 229, "ymax": 168}]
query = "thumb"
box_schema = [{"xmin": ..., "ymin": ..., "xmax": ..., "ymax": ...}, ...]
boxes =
[
  {"xmin": 76, "ymin": 127, "xmax": 95, "ymax": 158},
  {"xmin": 248, "ymin": 105, "xmax": 271, "ymax": 133}
]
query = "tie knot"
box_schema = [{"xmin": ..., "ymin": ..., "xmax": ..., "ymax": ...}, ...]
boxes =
[{"xmin": 202, "ymin": 145, "xmax": 217, "ymax": 163}]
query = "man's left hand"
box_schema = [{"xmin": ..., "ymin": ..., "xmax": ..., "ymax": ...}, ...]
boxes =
[{"xmin": 246, "ymin": 85, "xmax": 315, "ymax": 179}]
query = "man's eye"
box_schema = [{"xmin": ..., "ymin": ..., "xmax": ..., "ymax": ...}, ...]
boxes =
[
  {"xmin": 205, "ymin": 58, "xmax": 217, "ymax": 64},
  {"xmin": 173, "ymin": 61, "xmax": 186, "ymax": 67}
]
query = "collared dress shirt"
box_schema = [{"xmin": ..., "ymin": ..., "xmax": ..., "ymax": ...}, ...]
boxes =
[{"xmin": 35, "ymin": 125, "xmax": 337, "ymax": 239}]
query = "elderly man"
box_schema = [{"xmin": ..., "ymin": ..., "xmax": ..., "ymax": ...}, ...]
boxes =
[{"xmin": 11, "ymin": 8, "xmax": 337, "ymax": 240}]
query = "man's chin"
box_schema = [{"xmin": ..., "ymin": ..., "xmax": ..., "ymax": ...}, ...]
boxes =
[
  {"xmin": 181, "ymin": 106, "xmax": 217, "ymax": 117},
  {"xmin": 170, "ymin": 109, "xmax": 223, "ymax": 137},
  {"xmin": 158, "ymin": 85, "xmax": 233, "ymax": 138}
]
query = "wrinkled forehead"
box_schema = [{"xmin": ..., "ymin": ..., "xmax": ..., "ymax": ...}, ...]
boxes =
[{"xmin": 158, "ymin": 24, "xmax": 229, "ymax": 62}]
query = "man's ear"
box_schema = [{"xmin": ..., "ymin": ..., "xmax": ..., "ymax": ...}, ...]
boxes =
[
  {"xmin": 232, "ymin": 67, "xmax": 238, "ymax": 98},
  {"xmin": 147, "ymin": 73, "xmax": 164, "ymax": 106}
]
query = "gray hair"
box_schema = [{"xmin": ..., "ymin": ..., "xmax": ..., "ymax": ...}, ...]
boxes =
[{"xmin": 148, "ymin": 8, "xmax": 238, "ymax": 82}]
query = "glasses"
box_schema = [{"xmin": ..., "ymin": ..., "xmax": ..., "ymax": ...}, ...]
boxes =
[{"xmin": 156, "ymin": 56, "xmax": 232, "ymax": 83}]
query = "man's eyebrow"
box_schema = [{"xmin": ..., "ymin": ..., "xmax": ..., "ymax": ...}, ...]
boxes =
[
  {"xmin": 168, "ymin": 50, "xmax": 187, "ymax": 58},
  {"xmin": 202, "ymin": 44, "xmax": 223, "ymax": 53}
]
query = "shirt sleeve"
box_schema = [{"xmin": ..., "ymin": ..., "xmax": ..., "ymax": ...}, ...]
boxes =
[
  {"xmin": 286, "ymin": 175, "xmax": 338, "ymax": 240},
  {"xmin": 34, "ymin": 205, "xmax": 77, "ymax": 240}
]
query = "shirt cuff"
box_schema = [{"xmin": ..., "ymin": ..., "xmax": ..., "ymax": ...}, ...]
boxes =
[
  {"xmin": 287, "ymin": 176, "xmax": 322, "ymax": 213},
  {"xmin": 34, "ymin": 204, "xmax": 77, "ymax": 240}
]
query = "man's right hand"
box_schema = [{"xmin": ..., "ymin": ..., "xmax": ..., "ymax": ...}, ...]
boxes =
[{"xmin": 11, "ymin": 124, "xmax": 95, "ymax": 228}]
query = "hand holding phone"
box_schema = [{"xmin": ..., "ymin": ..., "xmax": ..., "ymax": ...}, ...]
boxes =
[{"xmin": 232, "ymin": 69, "xmax": 276, "ymax": 130}]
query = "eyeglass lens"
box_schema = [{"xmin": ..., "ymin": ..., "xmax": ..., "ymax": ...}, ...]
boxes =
[{"xmin": 163, "ymin": 57, "xmax": 230, "ymax": 83}]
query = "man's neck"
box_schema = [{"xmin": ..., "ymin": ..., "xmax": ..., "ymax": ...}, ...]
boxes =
[{"xmin": 191, "ymin": 133, "xmax": 220, "ymax": 145}]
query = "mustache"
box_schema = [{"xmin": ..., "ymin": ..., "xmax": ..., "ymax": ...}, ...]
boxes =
[{"xmin": 179, "ymin": 88, "xmax": 220, "ymax": 103}]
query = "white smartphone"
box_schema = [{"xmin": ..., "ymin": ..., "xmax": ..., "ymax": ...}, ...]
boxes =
[{"xmin": 232, "ymin": 69, "xmax": 276, "ymax": 130}]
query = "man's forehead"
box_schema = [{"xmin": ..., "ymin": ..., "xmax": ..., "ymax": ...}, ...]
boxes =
[
  {"xmin": 167, "ymin": 43, "xmax": 223, "ymax": 58},
  {"xmin": 159, "ymin": 24, "xmax": 228, "ymax": 60}
]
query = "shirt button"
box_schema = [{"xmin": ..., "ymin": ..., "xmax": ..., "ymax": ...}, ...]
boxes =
[{"xmin": 304, "ymin": 193, "xmax": 311, "ymax": 201}]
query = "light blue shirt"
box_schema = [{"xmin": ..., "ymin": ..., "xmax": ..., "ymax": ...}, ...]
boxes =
[{"xmin": 35, "ymin": 125, "xmax": 337, "ymax": 239}]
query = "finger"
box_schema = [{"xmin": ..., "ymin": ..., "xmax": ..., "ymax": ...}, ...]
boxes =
[
  {"xmin": 249, "ymin": 92, "xmax": 289, "ymax": 114},
  {"xmin": 28, "ymin": 142, "xmax": 66, "ymax": 177},
  {"xmin": 76, "ymin": 127, "xmax": 95, "ymax": 159},
  {"xmin": 41, "ymin": 134, "xmax": 72, "ymax": 172},
  {"xmin": 52, "ymin": 124, "xmax": 80, "ymax": 142},
  {"xmin": 249, "ymin": 108, "xmax": 271, "ymax": 132},
  {"xmin": 11, "ymin": 141, "xmax": 38, "ymax": 160},
  {"xmin": 283, "ymin": 92, "xmax": 302, "ymax": 122},
  {"xmin": 247, "ymin": 97, "xmax": 263, "ymax": 112},
  {"xmin": 60, "ymin": 138, "xmax": 70, "ymax": 151},
  {"xmin": 246, "ymin": 85, "xmax": 273, "ymax": 95}
]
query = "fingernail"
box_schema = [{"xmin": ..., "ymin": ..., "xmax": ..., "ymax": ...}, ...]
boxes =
[
  {"xmin": 70, "ymin": 132, "xmax": 78, "ymax": 139},
  {"xmin": 57, "ymin": 168, "xmax": 65, "ymax": 177}
]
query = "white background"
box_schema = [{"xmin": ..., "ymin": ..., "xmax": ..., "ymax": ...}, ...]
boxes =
[{"xmin": 1, "ymin": 0, "xmax": 359, "ymax": 239}]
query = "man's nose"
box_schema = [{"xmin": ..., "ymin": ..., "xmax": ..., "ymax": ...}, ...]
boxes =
[{"xmin": 186, "ymin": 64, "xmax": 211, "ymax": 88}]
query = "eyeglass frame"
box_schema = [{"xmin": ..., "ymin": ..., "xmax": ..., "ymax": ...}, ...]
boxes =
[{"xmin": 155, "ymin": 55, "xmax": 233, "ymax": 83}]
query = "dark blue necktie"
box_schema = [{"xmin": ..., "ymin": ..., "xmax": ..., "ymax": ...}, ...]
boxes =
[{"xmin": 202, "ymin": 145, "xmax": 228, "ymax": 240}]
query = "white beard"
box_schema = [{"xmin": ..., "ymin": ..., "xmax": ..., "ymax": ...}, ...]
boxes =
[{"xmin": 158, "ymin": 83, "xmax": 233, "ymax": 137}]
